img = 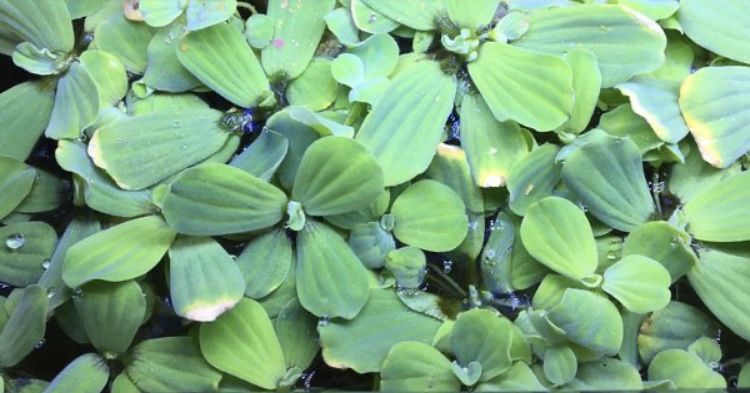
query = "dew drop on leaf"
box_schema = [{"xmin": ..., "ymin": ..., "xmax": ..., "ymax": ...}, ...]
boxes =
[{"xmin": 5, "ymin": 233, "xmax": 25, "ymax": 250}]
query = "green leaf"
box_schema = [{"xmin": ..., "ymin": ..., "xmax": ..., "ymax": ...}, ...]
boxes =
[
  {"xmin": 544, "ymin": 345, "xmax": 577, "ymax": 386},
  {"xmin": 390, "ymin": 180, "xmax": 468, "ymax": 252},
  {"xmin": 445, "ymin": 0, "xmax": 498, "ymax": 30},
  {"xmin": 507, "ymin": 143, "xmax": 561, "ymax": 216},
  {"xmin": 678, "ymin": 0, "xmax": 750, "ymax": 64},
  {"xmin": 89, "ymin": 107, "xmax": 231, "ymax": 190},
  {"xmin": 356, "ymin": 59, "xmax": 456, "ymax": 186},
  {"xmin": 380, "ymin": 342, "xmax": 460, "ymax": 392},
  {"xmin": 245, "ymin": 13, "xmax": 274, "ymax": 48},
  {"xmin": 325, "ymin": 7, "xmax": 359, "ymax": 46},
  {"xmin": 349, "ymin": 221, "xmax": 396, "ymax": 269},
  {"xmin": 73, "ymin": 280, "xmax": 145, "ymax": 355},
  {"xmin": 468, "ymin": 42, "xmax": 573, "ymax": 131},
  {"xmin": 65, "ymin": 0, "xmax": 108, "ymax": 19},
  {"xmin": 618, "ymin": 0, "xmax": 678, "ymax": 20},
  {"xmin": 80, "ymin": 49, "xmax": 128, "ymax": 106},
  {"xmin": 648, "ymin": 349, "xmax": 726, "ymax": 389},
  {"xmin": 168, "ymin": 236, "xmax": 245, "ymax": 321},
  {"xmin": 481, "ymin": 213, "xmax": 516, "ymax": 294},
  {"xmin": 0, "ymin": 156, "xmax": 36, "ymax": 218},
  {"xmin": 44, "ymin": 353, "xmax": 109, "ymax": 393},
  {"xmin": 157, "ymin": 163, "xmax": 288, "ymax": 236},
  {"xmin": 474, "ymin": 361, "xmax": 547, "ymax": 392},
  {"xmin": 514, "ymin": 4, "xmax": 666, "ymax": 87},
  {"xmin": 547, "ymin": 288, "xmax": 623, "ymax": 356},
  {"xmin": 0, "ymin": 80, "xmax": 54, "ymax": 160},
  {"xmin": 0, "ymin": 0, "xmax": 74, "ymax": 52},
  {"xmin": 275, "ymin": 299, "xmax": 319, "ymax": 371},
  {"xmin": 683, "ymin": 171, "xmax": 750, "ymax": 242},
  {"xmin": 286, "ymin": 58, "xmax": 338, "ymax": 111},
  {"xmin": 292, "ymin": 136, "xmax": 384, "ymax": 217},
  {"xmin": 142, "ymin": 26, "xmax": 203, "ymax": 93},
  {"xmin": 679, "ymin": 66, "xmax": 750, "ymax": 168},
  {"xmin": 296, "ymin": 221, "xmax": 370, "ymax": 319},
  {"xmin": 424, "ymin": 144, "xmax": 484, "ymax": 213},
  {"xmin": 560, "ymin": 134, "xmax": 655, "ymax": 232},
  {"xmin": 63, "ymin": 215, "xmax": 176, "ymax": 288},
  {"xmin": 688, "ymin": 336, "xmax": 722, "ymax": 365},
  {"xmin": 45, "ymin": 62, "xmax": 100, "ymax": 140},
  {"xmin": 176, "ymin": 22, "xmax": 272, "ymax": 107},
  {"xmin": 139, "ymin": 0, "xmax": 185, "ymax": 27},
  {"xmin": 12, "ymin": 41, "xmax": 67, "ymax": 75},
  {"xmin": 0, "ymin": 221, "xmax": 57, "ymax": 287},
  {"xmin": 236, "ymin": 229, "xmax": 292, "ymax": 299},
  {"xmin": 56, "ymin": 140, "xmax": 154, "ymax": 217},
  {"xmin": 15, "ymin": 170, "xmax": 66, "ymax": 214},
  {"xmin": 350, "ymin": 0, "xmax": 399, "ymax": 34},
  {"xmin": 668, "ymin": 143, "xmax": 739, "ymax": 203},
  {"xmin": 199, "ymin": 298, "xmax": 286, "ymax": 389},
  {"xmin": 319, "ymin": 288, "xmax": 441, "ymax": 373},
  {"xmin": 688, "ymin": 244, "xmax": 750, "ymax": 341},
  {"xmin": 92, "ymin": 12, "xmax": 153, "ymax": 74},
  {"xmin": 520, "ymin": 197, "xmax": 598, "ymax": 283},
  {"xmin": 261, "ymin": 0, "xmax": 335, "ymax": 80},
  {"xmin": 359, "ymin": 0, "xmax": 443, "ymax": 31},
  {"xmin": 451, "ymin": 309, "xmax": 518, "ymax": 381},
  {"xmin": 126, "ymin": 337, "xmax": 222, "ymax": 392},
  {"xmin": 460, "ymin": 94, "xmax": 530, "ymax": 188},
  {"xmin": 451, "ymin": 361, "xmax": 482, "ymax": 386},
  {"xmin": 0, "ymin": 285, "xmax": 48, "ymax": 367},
  {"xmin": 622, "ymin": 221, "xmax": 696, "ymax": 282},
  {"xmin": 602, "ymin": 255, "xmax": 671, "ymax": 313},
  {"xmin": 637, "ymin": 301, "xmax": 718, "ymax": 365},
  {"xmin": 566, "ymin": 358, "xmax": 642, "ymax": 391},
  {"xmin": 385, "ymin": 247, "xmax": 426, "ymax": 289},
  {"xmin": 230, "ymin": 129, "xmax": 288, "ymax": 181},
  {"xmin": 560, "ymin": 49, "xmax": 601, "ymax": 133},
  {"xmin": 598, "ymin": 104, "xmax": 664, "ymax": 155},
  {"xmin": 185, "ymin": 0, "xmax": 236, "ymax": 31}
]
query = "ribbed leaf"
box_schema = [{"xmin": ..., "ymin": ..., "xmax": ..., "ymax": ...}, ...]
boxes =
[
  {"xmin": 637, "ymin": 301, "xmax": 718, "ymax": 364},
  {"xmin": 0, "ymin": 80, "xmax": 54, "ymax": 160},
  {"xmin": 45, "ymin": 62, "xmax": 100, "ymax": 140},
  {"xmin": 73, "ymin": 280, "xmax": 145, "ymax": 355},
  {"xmin": 683, "ymin": 171, "xmax": 750, "ymax": 242},
  {"xmin": 92, "ymin": 12, "xmax": 153, "ymax": 74},
  {"xmin": 648, "ymin": 349, "xmax": 726, "ymax": 389},
  {"xmin": 293, "ymin": 136, "xmax": 384, "ymax": 217},
  {"xmin": 544, "ymin": 345, "xmax": 577, "ymax": 386},
  {"xmin": 168, "ymin": 236, "xmax": 245, "ymax": 321},
  {"xmin": 80, "ymin": 49, "xmax": 128, "ymax": 106},
  {"xmin": 426, "ymin": 144, "xmax": 484, "ymax": 215},
  {"xmin": 520, "ymin": 197, "xmax": 598, "ymax": 283},
  {"xmin": 451, "ymin": 309, "xmax": 516, "ymax": 381},
  {"xmin": 261, "ymin": 0, "xmax": 335, "ymax": 79},
  {"xmin": 445, "ymin": 0, "xmax": 498, "ymax": 30},
  {"xmin": 514, "ymin": 4, "xmax": 666, "ymax": 87},
  {"xmin": 44, "ymin": 353, "xmax": 109, "ymax": 393},
  {"xmin": 460, "ymin": 94, "xmax": 530, "ymax": 188},
  {"xmin": 15, "ymin": 170, "xmax": 66, "ymax": 214},
  {"xmin": 319, "ymin": 288, "xmax": 441, "ymax": 373},
  {"xmin": 88, "ymin": 108, "xmax": 231, "ymax": 190},
  {"xmin": 275, "ymin": 299, "xmax": 319, "ymax": 371},
  {"xmin": 0, "ymin": 285, "xmax": 48, "ymax": 367},
  {"xmin": 622, "ymin": 221, "xmax": 696, "ymax": 282},
  {"xmin": 296, "ymin": 221, "xmax": 370, "ymax": 319},
  {"xmin": 507, "ymin": 144, "xmax": 561, "ymax": 216},
  {"xmin": 598, "ymin": 104, "xmax": 664, "ymax": 155},
  {"xmin": 139, "ymin": 0, "xmax": 184, "ymax": 27},
  {"xmin": 679, "ymin": 66, "xmax": 750, "ymax": 168},
  {"xmin": 390, "ymin": 180, "xmax": 468, "ymax": 252},
  {"xmin": 359, "ymin": 0, "xmax": 443, "ymax": 31},
  {"xmin": 236, "ymin": 229, "xmax": 292, "ymax": 299},
  {"xmin": 62, "ymin": 216, "xmax": 176, "ymax": 288},
  {"xmin": 348, "ymin": 221, "xmax": 395, "ymax": 269},
  {"xmin": 678, "ymin": 0, "xmax": 750, "ymax": 64},
  {"xmin": 126, "ymin": 337, "xmax": 222, "ymax": 393},
  {"xmin": 230, "ymin": 129, "xmax": 288, "ymax": 181},
  {"xmin": 0, "ymin": 221, "xmax": 57, "ymax": 286},
  {"xmin": 0, "ymin": 156, "xmax": 36, "ymax": 220},
  {"xmin": 142, "ymin": 27, "xmax": 203, "ymax": 92},
  {"xmin": 0, "ymin": 0, "xmax": 74, "ymax": 52},
  {"xmin": 185, "ymin": 0, "xmax": 236, "ymax": 31},
  {"xmin": 560, "ymin": 49, "xmax": 601, "ymax": 133},
  {"xmin": 469, "ymin": 42, "xmax": 574, "ymax": 131},
  {"xmin": 286, "ymin": 58, "xmax": 338, "ymax": 111},
  {"xmin": 177, "ymin": 22, "xmax": 272, "ymax": 107},
  {"xmin": 547, "ymin": 289, "xmax": 623, "ymax": 356},
  {"xmin": 199, "ymin": 298, "xmax": 286, "ymax": 389},
  {"xmin": 689, "ymin": 245, "xmax": 750, "ymax": 341},
  {"xmin": 602, "ymin": 255, "xmax": 671, "ymax": 313},
  {"xmin": 381, "ymin": 342, "xmax": 459, "ymax": 392},
  {"xmin": 350, "ymin": 0, "xmax": 398, "ymax": 34},
  {"xmin": 157, "ymin": 163, "xmax": 288, "ymax": 236},
  {"xmin": 355, "ymin": 59, "xmax": 456, "ymax": 186},
  {"xmin": 56, "ymin": 140, "xmax": 154, "ymax": 218},
  {"xmin": 561, "ymin": 135, "xmax": 655, "ymax": 232},
  {"xmin": 566, "ymin": 358, "xmax": 643, "ymax": 391}
]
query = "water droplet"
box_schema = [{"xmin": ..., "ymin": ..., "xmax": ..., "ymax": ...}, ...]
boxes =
[
  {"xmin": 485, "ymin": 249, "xmax": 496, "ymax": 259},
  {"xmin": 442, "ymin": 259, "xmax": 454, "ymax": 274},
  {"xmin": 606, "ymin": 252, "xmax": 617, "ymax": 261},
  {"xmin": 42, "ymin": 260, "xmax": 50, "ymax": 270},
  {"xmin": 5, "ymin": 233, "xmax": 25, "ymax": 250},
  {"xmin": 34, "ymin": 339, "xmax": 46, "ymax": 349},
  {"xmin": 669, "ymin": 236, "xmax": 680, "ymax": 248},
  {"xmin": 368, "ymin": 13, "xmax": 377, "ymax": 24},
  {"xmin": 524, "ymin": 183, "xmax": 535, "ymax": 195},
  {"xmin": 180, "ymin": 145, "xmax": 188, "ymax": 151},
  {"xmin": 103, "ymin": 351, "xmax": 118, "ymax": 360},
  {"xmin": 72, "ymin": 288, "xmax": 83, "ymax": 300},
  {"xmin": 46, "ymin": 287, "xmax": 56, "ymax": 298},
  {"xmin": 173, "ymin": 120, "xmax": 181, "ymax": 127},
  {"xmin": 317, "ymin": 315, "xmax": 331, "ymax": 327},
  {"xmin": 651, "ymin": 181, "xmax": 665, "ymax": 193}
]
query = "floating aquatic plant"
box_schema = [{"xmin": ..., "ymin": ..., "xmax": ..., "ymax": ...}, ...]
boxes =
[{"xmin": 0, "ymin": 0, "xmax": 749, "ymax": 391}]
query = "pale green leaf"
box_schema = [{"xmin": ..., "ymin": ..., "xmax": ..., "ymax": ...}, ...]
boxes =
[{"xmin": 602, "ymin": 255, "xmax": 671, "ymax": 313}]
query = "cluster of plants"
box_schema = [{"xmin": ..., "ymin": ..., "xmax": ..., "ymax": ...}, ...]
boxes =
[{"xmin": 1, "ymin": 0, "xmax": 750, "ymax": 391}]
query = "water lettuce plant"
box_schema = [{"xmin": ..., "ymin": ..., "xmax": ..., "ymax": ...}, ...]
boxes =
[{"xmin": 0, "ymin": 0, "xmax": 749, "ymax": 391}]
